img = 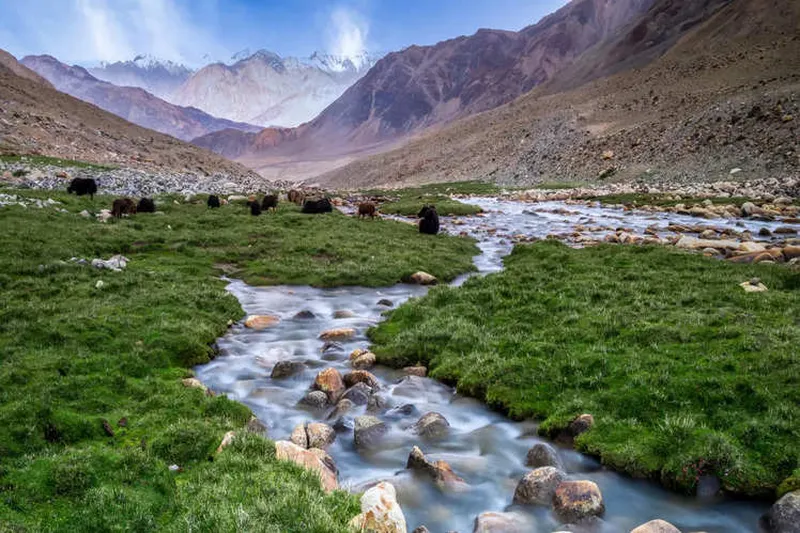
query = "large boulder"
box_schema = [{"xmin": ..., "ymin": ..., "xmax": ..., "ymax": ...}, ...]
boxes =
[
  {"xmin": 307, "ymin": 422, "xmax": 337, "ymax": 449},
  {"xmin": 274, "ymin": 440, "xmax": 338, "ymax": 492},
  {"xmin": 351, "ymin": 351, "xmax": 377, "ymax": 369},
  {"xmin": 300, "ymin": 390, "xmax": 329, "ymax": 409},
  {"xmin": 271, "ymin": 360, "xmax": 305, "ymax": 379},
  {"xmin": 319, "ymin": 328, "xmax": 356, "ymax": 341},
  {"xmin": 354, "ymin": 416, "xmax": 388, "ymax": 450},
  {"xmin": 244, "ymin": 315, "xmax": 280, "ymax": 330},
  {"xmin": 344, "ymin": 370, "xmax": 381, "ymax": 389},
  {"xmin": 314, "ymin": 368, "xmax": 345, "ymax": 401},
  {"xmin": 472, "ymin": 511, "xmax": 533, "ymax": 532},
  {"xmin": 342, "ymin": 382, "xmax": 373, "ymax": 406},
  {"xmin": 408, "ymin": 271, "xmax": 438, "ymax": 285},
  {"xmin": 552, "ymin": 480, "xmax": 605, "ymax": 523},
  {"xmin": 761, "ymin": 490, "xmax": 800, "ymax": 532},
  {"xmin": 290, "ymin": 424, "xmax": 309, "ymax": 448},
  {"xmin": 513, "ymin": 466, "xmax": 566, "ymax": 505},
  {"xmin": 526, "ymin": 442, "xmax": 564, "ymax": 469},
  {"xmin": 350, "ymin": 481, "xmax": 407, "ymax": 533},
  {"xmin": 630, "ymin": 519, "xmax": 682, "ymax": 533},
  {"xmin": 406, "ymin": 446, "xmax": 468, "ymax": 492},
  {"xmin": 413, "ymin": 412, "xmax": 450, "ymax": 439},
  {"xmin": 568, "ymin": 414, "xmax": 595, "ymax": 438}
]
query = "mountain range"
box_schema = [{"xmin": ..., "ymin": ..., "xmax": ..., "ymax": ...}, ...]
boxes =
[
  {"xmin": 88, "ymin": 54, "xmax": 193, "ymax": 101},
  {"xmin": 0, "ymin": 51, "xmax": 258, "ymax": 179},
  {"xmin": 21, "ymin": 55, "xmax": 261, "ymax": 142}
]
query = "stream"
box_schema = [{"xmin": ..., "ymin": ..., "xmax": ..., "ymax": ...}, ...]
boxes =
[{"xmin": 195, "ymin": 198, "xmax": 787, "ymax": 532}]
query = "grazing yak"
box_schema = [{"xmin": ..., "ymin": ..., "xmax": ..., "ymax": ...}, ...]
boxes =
[
  {"xmin": 302, "ymin": 197, "xmax": 333, "ymax": 214},
  {"xmin": 357, "ymin": 201, "xmax": 377, "ymax": 219},
  {"xmin": 261, "ymin": 194, "xmax": 279, "ymax": 212},
  {"xmin": 418, "ymin": 205, "xmax": 440, "ymax": 235},
  {"xmin": 288, "ymin": 189, "xmax": 305, "ymax": 205},
  {"xmin": 248, "ymin": 199, "xmax": 262, "ymax": 216},
  {"xmin": 111, "ymin": 198, "xmax": 136, "ymax": 218},
  {"xmin": 67, "ymin": 177, "xmax": 97, "ymax": 199},
  {"xmin": 136, "ymin": 198, "xmax": 156, "ymax": 213},
  {"xmin": 207, "ymin": 195, "xmax": 221, "ymax": 208}
]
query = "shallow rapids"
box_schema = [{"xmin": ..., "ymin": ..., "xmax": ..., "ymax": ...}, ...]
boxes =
[{"xmin": 196, "ymin": 198, "xmax": 789, "ymax": 532}]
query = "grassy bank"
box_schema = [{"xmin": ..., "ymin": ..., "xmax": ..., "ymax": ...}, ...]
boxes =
[
  {"xmin": 0, "ymin": 154, "xmax": 116, "ymax": 170},
  {"xmin": 369, "ymin": 241, "xmax": 800, "ymax": 496},
  {"xmin": 367, "ymin": 181, "xmax": 498, "ymax": 217},
  {"xmin": 0, "ymin": 190, "xmax": 478, "ymax": 531}
]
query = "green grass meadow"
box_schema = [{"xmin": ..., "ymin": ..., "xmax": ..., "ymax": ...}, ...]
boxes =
[
  {"xmin": 369, "ymin": 241, "xmax": 800, "ymax": 497},
  {"xmin": 0, "ymin": 189, "xmax": 478, "ymax": 531}
]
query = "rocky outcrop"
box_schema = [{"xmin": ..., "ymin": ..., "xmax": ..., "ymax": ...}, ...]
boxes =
[
  {"xmin": 406, "ymin": 446, "xmax": 468, "ymax": 492},
  {"xmin": 274, "ymin": 440, "xmax": 338, "ymax": 492},
  {"xmin": 552, "ymin": 480, "xmax": 605, "ymax": 523},
  {"xmin": 761, "ymin": 491, "xmax": 800, "ymax": 533},
  {"xmin": 350, "ymin": 482, "xmax": 407, "ymax": 533},
  {"xmin": 513, "ymin": 466, "xmax": 566, "ymax": 506}
]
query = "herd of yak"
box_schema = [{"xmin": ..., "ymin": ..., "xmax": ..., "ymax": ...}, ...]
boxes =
[{"xmin": 66, "ymin": 177, "xmax": 440, "ymax": 235}]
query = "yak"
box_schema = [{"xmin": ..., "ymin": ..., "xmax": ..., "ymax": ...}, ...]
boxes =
[
  {"xmin": 67, "ymin": 178, "xmax": 98, "ymax": 199},
  {"xmin": 357, "ymin": 201, "xmax": 377, "ymax": 219},
  {"xmin": 207, "ymin": 195, "xmax": 221, "ymax": 208},
  {"xmin": 111, "ymin": 198, "xmax": 136, "ymax": 218},
  {"xmin": 418, "ymin": 205, "xmax": 440, "ymax": 235},
  {"xmin": 261, "ymin": 194, "xmax": 279, "ymax": 212},
  {"xmin": 301, "ymin": 197, "xmax": 333, "ymax": 214},
  {"xmin": 136, "ymin": 198, "xmax": 156, "ymax": 213}
]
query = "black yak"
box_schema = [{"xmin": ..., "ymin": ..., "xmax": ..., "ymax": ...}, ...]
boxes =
[
  {"xmin": 418, "ymin": 205, "xmax": 440, "ymax": 235},
  {"xmin": 207, "ymin": 195, "xmax": 221, "ymax": 208},
  {"xmin": 136, "ymin": 198, "xmax": 156, "ymax": 213},
  {"xmin": 301, "ymin": 197, "xmax": 333, "ymax": 214},
  {"xmin": 67, "ymin": 178, "xmax": 97, "ymax": 199},
  {"xmin": 248, "ymin": 199, "xmax": 262, "ymax": 216},
  {"xmin": 111, "ymin": 198, "xmax": 136, "ymax": 218},
  {"xmin": 357, "ymin": 202, "xmax": 377, "ymax": 219},
  {"xmin": 261, "ymin": 194, "xmax": 278, "ymax": 212}
]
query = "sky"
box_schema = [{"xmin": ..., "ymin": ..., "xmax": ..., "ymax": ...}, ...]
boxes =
[{"xmin": 0, "ymin": 0, "xmax": 568, "ymax": 67}]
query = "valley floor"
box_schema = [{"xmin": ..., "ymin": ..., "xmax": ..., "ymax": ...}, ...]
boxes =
[{"xmin": 0, "ymin": 188, "xmax": 477, "ymax": 531}]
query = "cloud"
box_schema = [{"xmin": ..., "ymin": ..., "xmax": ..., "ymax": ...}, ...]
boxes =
[
  {"xmin": 76, "ymin": 0, "xmax": 135, "ymax": 62},
  {"xmin": 326, "ymin": 6, "xmax": 369, "ymax": 66}
]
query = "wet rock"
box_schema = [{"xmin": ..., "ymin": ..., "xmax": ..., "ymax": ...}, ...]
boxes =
[
  {"xmin": 402, "ymin": 366, "xmax": 427, "ymax": 377},
  {"xmin": 290, "ymin": 424, "xmax": 309, "ymax": 448},
  {"xmin": 741, "ymin": 202, "xmax": 759, "ymax": 217},
  {"xmin": 412, "ymin": 527, "xmax": 430, "ymax": 533},
  {"xmin": 333, "ymin": 310, "xmax": 355, "ymax": 319},
  {"xmin": 630, "ymin": 519, "xmax": 682, "ymax": 533},
  {"xmin": 526, "ymin": 442, "xmax": 564, "ymax": 469},
  {"xmin": 308, "ymin": 447, "xmax": 338, "ymax": 476},
  {"xmin": 293, "ymin": 310, "xmax": 316, "ymax": 320},
  {"xmin": 513, "ymin": 466, "xmax": 566, "ymax": 505},
  {"xmin": 775, "ymin": 226, "xmax": 798, "ymax": 235},
  {"xmin": 354, "ymin": 416, "xmax": 387, "ymax": 450},
  {"xmin": 408, "ymin": 271, "xmax": 438, "ymax": 285},
  {"xmin": 473, "ymin": 511, "xmax": 532, "ymax": 532},
  {"xmin": 675, "ymin": 235, "xmax": 741, "ymax": 251},
  {"xmin": 319, "ymin": 328, "xmax": 356, "ymax": 341},
  {"xmin": 366, "ymin": 394, "xmax": 388, "ymax": 414},
  {"xmin": 342, "ymin": 382, "xmax": 372, "ymax": 406},
  {"xmin": 274, "ymin": 440, "xmax": 338, "ymax": 492},
  {"xmin": 328, "ymin": 398, "xmax": 355, "ymax": 420},
  {"xmin": 759, "ymin": 227, "xmax": 773, "ymax": 237},
  {"xmin": 387, "ymin": 404, "xmax": 418, "ymax": 419},
  {"xmin": 244, "ymin": 315, "xmax": 280, "ymax": 330},
  {"xmin": 300, "ymin": 390, "xmax": 329, "ymax": 409},
  {"xmin": 393, "ymin": 375, "xmax": 429, "ymax": 397},
  {"xmin": 412, "ymin": 412, "xmax": 450, "ymax": 439},
  {"xmin": 377, "ymin": 299, "xmax": 394, "ymax": 307},
  {"xmin": 307, "ymin": 422, "xmax": 336, "ymax": 449},
  {"xmin": 322, "ymin": 341, "xmax": 344, "ymax": 353},
  {"xmin": 350, "ymin": 482, "xmax": 407, "ymax": 533},
  {"xmin": 406, "ymin": 446, "xmax": 468, "ymax": 492},
  {"xmin": 761, "ymin": 490, "xmax": 800, "ymax": 533},
  {"xmin": 313, "ymin": 368, "xmax": 345, "ymax": 401},
  {"xmin": 552, "ymin": 480, "xmax": 605, "ymax": 523},
  {"xmin": 181, "ymin": 377, "xmax": 208, "ymax": 393},
  {"xmin": 737, "ymin": 241, "xmax": 767, "ymax": 253},
  {"xmin": 351, "ymin": 351, "xmax": 377, "ymax": 370},
  {"xmin": 216, "ymin": 431, "xmax": 235, "ymax": 453},
  {"xmin": 344, "ymin": 370, "xmax": 381, "ymax": 389},
  {"xmin": 784, "ymin": 246, "xmax": 800, "ymax": 260},
  {"xmin": 696, "ymin": 474, "xmax": 721, "ymax": 500},
  {"xmin": 271, "ymin": 360, "xmax": 305, "ymax": 379}
]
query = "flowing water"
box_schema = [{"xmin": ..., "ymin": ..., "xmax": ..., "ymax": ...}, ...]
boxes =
[{"xmin": 196, "ymin": 198, "xmax": 787, "ymax": 532}]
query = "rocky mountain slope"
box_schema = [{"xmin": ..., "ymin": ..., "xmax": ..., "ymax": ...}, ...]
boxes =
[
  {"xmin": 21, "ymin": 55, "xmax": 260, "ymax": 141},
  {"xmin": 172, "ymin": 50, "xmax": 377, "ymax": 128},
  {"xmin": 318, "ymin": 0, "xmax": 800, "ymax": 189},
  {"xmin": 88, "ymin": 54, "xmax": 193, "ymax": 101},
  {"xmin": 0, "ymin": 49, "xmax": 260, "ymax": 180},
  {"xmin": 192, "ymin": 0, "xmax": 655, "ymax": 174}
]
